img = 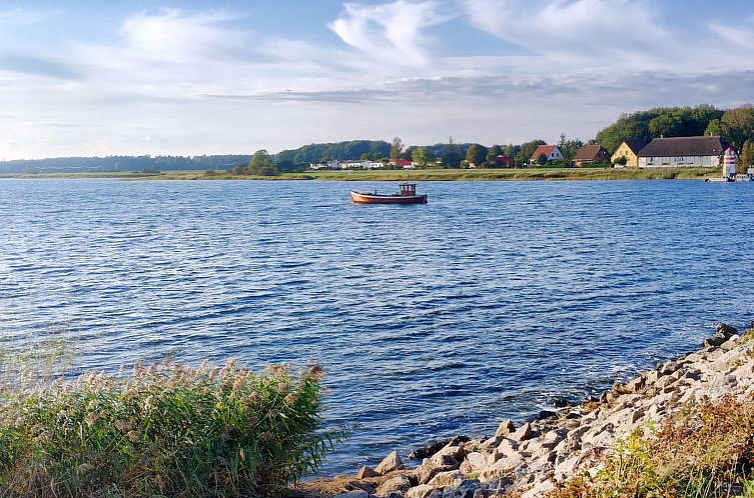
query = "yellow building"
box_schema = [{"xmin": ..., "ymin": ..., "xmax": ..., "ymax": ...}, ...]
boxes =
[{"xmin": 610, "ymin": 140, "xmax": 646, "ymax": 167}]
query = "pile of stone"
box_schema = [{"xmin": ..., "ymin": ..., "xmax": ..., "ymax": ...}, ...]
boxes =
[{"xmin": 302, "ymin": 323, "xmax": 753, "ymax": 498}]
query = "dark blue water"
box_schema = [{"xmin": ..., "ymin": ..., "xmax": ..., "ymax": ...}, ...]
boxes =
[{"xmin": 0, "ymin": 179, "xmax": 752, "ymax": 474}]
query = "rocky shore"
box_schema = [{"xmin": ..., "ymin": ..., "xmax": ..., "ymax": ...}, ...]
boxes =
[{"xmin": 302, "ymin": 323, "xmax": 754, "ymax": 498}]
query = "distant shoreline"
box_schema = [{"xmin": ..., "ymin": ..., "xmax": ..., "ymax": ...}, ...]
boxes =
[{"xmin": 0, "ymin": 167, "xmax": 719, "ymax": 182}]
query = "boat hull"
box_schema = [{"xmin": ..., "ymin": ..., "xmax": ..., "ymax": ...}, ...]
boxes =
[{"xmin": 350, "ymin": 191, "xmax": 428, "ymax": 204}]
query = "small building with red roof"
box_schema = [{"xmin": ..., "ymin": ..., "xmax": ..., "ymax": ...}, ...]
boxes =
[
  {"xmin": 529, "ymin": 145, "xmax": 563, "ymax": 164},
  {"xmin": 573, "ymin": 144, "xmax": 610, "ymax": 167},
  {"xmin": 494, "ymin": 155, "xmax": 515, "ymax": 168}
]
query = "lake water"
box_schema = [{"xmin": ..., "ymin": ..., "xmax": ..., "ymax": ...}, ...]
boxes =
[{"xmin": 1, "ymin": 178, "xmax": 752, "ymax": 474}]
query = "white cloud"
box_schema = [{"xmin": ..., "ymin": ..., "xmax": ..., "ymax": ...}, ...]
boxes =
[
  {"xmin": 460, "ymin": 0, "xmax": 672, "ymax": 68},
  {"xmin": 709, "ymin": 19, "xmax": 754, "ymax": 50},
  {"xmin": 329, "ymin": 1, "xmax": 455, "ymax": 65}
]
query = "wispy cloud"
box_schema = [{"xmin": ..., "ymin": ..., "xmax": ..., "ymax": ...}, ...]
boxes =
[
  {"xmin": 329, "ymin": 1, "xmax": 456, "ymax": 65},
  {"xmin": 460, "ymin": 0, "xmax": 672, "ymax": 68}
]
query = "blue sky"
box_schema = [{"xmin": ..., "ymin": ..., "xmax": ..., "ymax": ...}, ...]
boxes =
[{"xmin": 2, "ymin": 0, "xmax": 754, "ymax": 159}]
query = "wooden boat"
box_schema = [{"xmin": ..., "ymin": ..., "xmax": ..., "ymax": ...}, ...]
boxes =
[{"xmin": 350, "ymin": 183, "xmax": 428, "ymax": 204}]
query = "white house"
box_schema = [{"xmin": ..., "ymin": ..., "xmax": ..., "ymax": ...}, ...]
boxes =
[{"xmin": 637, "ymin": 136, "xmax": 730, "ymax": 168}]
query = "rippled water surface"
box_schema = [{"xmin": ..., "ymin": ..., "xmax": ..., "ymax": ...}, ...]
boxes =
[{"xmin": 1, "ymin": 178, "xmax": 753, "ymax": 473}]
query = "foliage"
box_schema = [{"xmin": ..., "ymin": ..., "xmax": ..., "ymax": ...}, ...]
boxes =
[
  {"xmin": 706, "ymin": 105, "xmax": 754, "ymax": 147},
  {"xmin": 442, "ymin": 138, "xmax": 464, "ymax": 168},
  {"xmin": 614, "ymin": 155, "xmax": 628, "ymax": 166},
  {"xmin": 550, "ymin": 395, "xmax": 754, "ymax": 498},
  {"xmin": 0, "ymin": 155, "xmax": 255, "ymax": 174},
  {"xmin": 390, "ymin": 137, "xmax": 404, "ymax": 164},
  {"xmin": 465, "ymin": 143, "xmax": 488, "ymax": 167},
  {"xmin": 411, "ymin": 147, "xmax": 432, "ymax": 167},
  {"xmin": 275, "ymin": 140, "xmax": 390, "ymax": 166},
  {"xmin": 537, "ymin": 153, "xmax": 549, "ymax": 166},
  {"xmin": 596, "ymin": 105, "xmax": 724, "ymax": 153},
  {"xmin": 0, "ymin": 359, "xmax": 340, "ymax": 498},
  {"xmin": 248, "ymin": 150, "xmax": 278, "ymax": 176},
  {"xmin": 558, "ymin": 134, "xmax": 584, "ymax": 162},
  {"xmin": 741, "ymin": 141, "xmax": 754, "ymax": 171}
]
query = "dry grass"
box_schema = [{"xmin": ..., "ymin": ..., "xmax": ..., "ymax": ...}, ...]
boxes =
[{"xmin": 550, "ymin": 395, "xmax": 754, "ymax": 498}]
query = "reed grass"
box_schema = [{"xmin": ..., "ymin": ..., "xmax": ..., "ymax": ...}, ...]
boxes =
[{"xmin": 0, "ymin": 357, "xmax": 340, "ymax": 497}]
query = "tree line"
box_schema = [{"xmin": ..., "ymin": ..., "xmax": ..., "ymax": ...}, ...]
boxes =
[{"xmin": 6, "ymin": 104, "xmax": 754, "ymax": 175}]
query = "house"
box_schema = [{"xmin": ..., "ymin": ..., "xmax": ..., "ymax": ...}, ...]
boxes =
[
  {"xmin": 573, "ymin": 145, "xmax": 610, "ymax": 167},
  {"xmin": 637, "ymin": 136, "xmax": 730, "ymax": 168},
  {"xmin": 494, "ymin": 155, "xmax": 515, "ymax": 168},
  {"xmin": 338, "ymin": 160, "xmax": 384, "ymax": 169},
  {"xmin": 529, "ymin": 145, "xmax": 563, "ymax": 164},
  {"xmin": 610, "ymin": 140, "xmax": 647, "ymax": 167},
  {"xmin": 309, "ymin": 160, "xmax": 340, "ymax": 170},
  {"xmin": 392, "ymin": 159, "xmax": 415, "ymax": 169}
]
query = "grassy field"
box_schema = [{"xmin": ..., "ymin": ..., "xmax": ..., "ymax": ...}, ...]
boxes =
[{"xmin": 0, "ymin": 167, "xmax": 720, "ymax": 182}]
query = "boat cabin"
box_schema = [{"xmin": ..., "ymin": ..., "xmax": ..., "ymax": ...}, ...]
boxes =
[{"xmin": 399, "ymin": 183, "xmax": 417, "ymax": 196}]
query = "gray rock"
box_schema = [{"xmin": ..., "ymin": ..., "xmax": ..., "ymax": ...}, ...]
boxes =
[
  {"xmin": 704, "ymin": 335, "xmax": 727, "ymax": 348},
  {"xmin": 459, "ymin": 452, "xmax": 495, "ymax": 474},
  {"xmin": 375, "ymin": 451, "xmax": 404, "ymax": 474},
  {"xmin": 429, "ymin": 444, "xmax": 465, "ymax": 469},
  {"xmin": 495, "ymin": 419, "xmax": 515, "ymax": 437},
  {"xmin": 428, "ymin": 470, "xmax": 463, "ymax": 487},
  {"xmin": 417, "ymin": 460, "xmax": 455, "ymax": 484},
  {"xmin": 406, "ymin": 484, "xmax": 434, "ymax": 498},
  {"xmin": 334, "ymin": 492, "xmax": 370, "ymax": 498},
  {"xmin": 510, "ymin": 422, "xmax": 537, "ymax": 442},
  {"xmin": 442, "ymin": 479, "xmax": 481, "ymax": 498},
  {"xmin": 716, "ymin": 323, "xmax": 739, "ymax": 338},
  {"xmin": 357, "ymin": 466, "xmax": 380, "ymax": 479},
  {"xmin": 376, "ymin": 475, "xmax": 412, "ymax": 495}
]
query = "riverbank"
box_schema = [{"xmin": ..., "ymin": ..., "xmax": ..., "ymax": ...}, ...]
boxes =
[
  {"xmin": 301, "ymin": 323, "xmax": 754, "ymax": 498},
  {"xmin": 0, "ymin": 166, "xmax": 718, "ymax": 182}
]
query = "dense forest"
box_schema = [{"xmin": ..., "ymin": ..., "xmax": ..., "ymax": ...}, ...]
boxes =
[
  {"xmin": 275, "ymin": 140, "xmax": 391, "ymax": 166},
  {"xmin": 595, "ymin": 104, "xmax": 754, "ymax": 153}
]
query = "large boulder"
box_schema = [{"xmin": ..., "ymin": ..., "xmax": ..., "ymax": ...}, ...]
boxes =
[
  {"xmin": 375, "ymin": 451, "xmax": 405, "ymax": 474},
  {"xmin": 495, "ymin": 419, "xmax": 515, "ymax": 437},
  {"xmin": 375, "ymin": 475, "xmax": 412, "ymax": 495}
]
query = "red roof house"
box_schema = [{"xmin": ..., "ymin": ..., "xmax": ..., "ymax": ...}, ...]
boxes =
[
  {"xmin": 573, "ymin": 144, "xmax": 610, "ymax": 167},
  {"xmin": 494, "ymin": 155, "xmax": 515, "ymax": 168},
  {"xmin": 529, "ymin": 145, "xmax": 563, "ymax": 163}
]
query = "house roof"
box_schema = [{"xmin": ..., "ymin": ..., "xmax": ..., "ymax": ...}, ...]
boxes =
[
  {"xmin": 622, "ymin": 139, "xmax": 648, "ymax": 154},
  {"xmin": 574, "ymin": 144, "xmax": 607, "ymax": 161},
  {"xmin": 530, "ymin": 145, "xmax": 558, "ymax": 161},
  {"xmin": 638, "ymin": 136, "xmax": 728, "ymax": 157}
]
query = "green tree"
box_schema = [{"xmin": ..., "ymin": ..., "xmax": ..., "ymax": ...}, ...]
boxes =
[
  {"xmin": 465, "ymin": 144, "xmax": 478, "ymax": 166},
  {"xmin": 390, "ymin": 137, "xmax": 403, "ymax": 164},
  {"xmin": 486, "ymin": 145, "xmax": 502, "ymax": 166},
  {"xmin": 719, "ymin": 105, "xmax": 754, "ymax": 147},
  {"xmin": 537, "ymin": 153, "xmax": 548, "ymax": 166},
  {"xmin": 249, "ymin": 149, "xmax": 277, "ymax": 176},
  {"xmin": 740, "ymin": 140, "xmax": 753, "ymax": 173},
  {"xmin": 442, "ymin": 137, "xmax": 462, "ymax": 168},
  {"xmin": 411, "ymin": 147, "xmax": 429, "ymax": 167}
]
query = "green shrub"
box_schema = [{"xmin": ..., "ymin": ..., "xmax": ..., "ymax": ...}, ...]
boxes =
[{"xmin": 0, "ymin": 359, "xmax": 340, "ymax": 497}]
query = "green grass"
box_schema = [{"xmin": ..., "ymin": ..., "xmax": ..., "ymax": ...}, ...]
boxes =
[
  {"xmin": 0, "ymin": 359, "xmax": 341, "ymax": 497},
  {"xmin": 1, "ymin": 167, "xmax": 720, "ymax": 182}
]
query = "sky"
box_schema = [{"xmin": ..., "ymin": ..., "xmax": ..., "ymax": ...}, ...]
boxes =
[{"xmin": 1, "ymin": 0, "xmax": 754, "ymax": 159}]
